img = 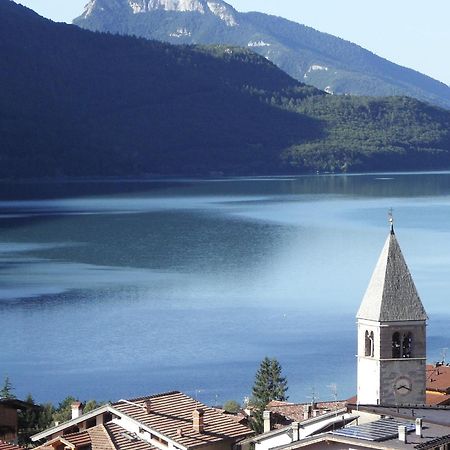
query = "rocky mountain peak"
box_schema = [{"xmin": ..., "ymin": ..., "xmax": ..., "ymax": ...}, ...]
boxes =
[{"xmin": 81, "ymin": 0, "xmax": 238, "ymax": 26}]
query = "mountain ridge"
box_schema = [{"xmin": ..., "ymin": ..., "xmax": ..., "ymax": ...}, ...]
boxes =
[
  {"xmin": 3, "ymin": 0, "xmax": 450, "ymax": 178},
  {"xmin": 74, "ymin": 0, "xmax": 450, "ymax": 110}
]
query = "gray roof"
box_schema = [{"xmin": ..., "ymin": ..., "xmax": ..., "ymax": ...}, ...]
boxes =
[
  {"xmin": 350, "ymin": 404, "xmax": 450, "ymax": 427},
  {"xmin": 357, "ymin": 229, "xmax": 428, "ymax": 322}
]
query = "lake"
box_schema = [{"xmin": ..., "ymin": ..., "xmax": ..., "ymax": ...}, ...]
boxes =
[{"xmin": 1, "ymin": 173, "xmax": 449, "ymax": 406}]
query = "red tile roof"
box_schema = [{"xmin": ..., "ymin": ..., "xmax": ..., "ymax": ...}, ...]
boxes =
[
  {"xmin": 105, "ymin": 423, "xmax": 156, "ymax": 450},
  {"xmin": 427, "ymin": 364, "xmax": 450, "ymax": 393},
  {"xmin": 89, "ymin": 425, "xmax": 117, "ymax": 450},
  {"xmin": 266, "ymin": 400, "xmax": 347, "ymax": 424},
  {"xmin": 112, "ymin": 391, "xmax": 253, "ymax": 449},
  {"xmin": 62, "ymin": 429, "xmax": 92, "ymax": 447},
  {"xmin": 35, "ymin": 425, "xmax": 115, "ymax": 450},
  {"xmin": 0, "ymin": 442, "xmax": 23, "ymax": 450},
  {"xmin": 426, "ymin": 391, "xmax": 450, "ymax": 406}
]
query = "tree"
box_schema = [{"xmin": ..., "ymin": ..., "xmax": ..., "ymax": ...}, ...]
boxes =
[
  {"xmin": 0, "ymin": 376, "xmax": 15, "ymax": 399},
  {"xmin": 52, "ymin": 396, "xmax": 77, "ymax": 424},
  {"xmin": 223, "ymin": 400, "xmax": 240, "ymax": 414},
  {"xmin": 250, "ymin": 357, "xmax": 288, "ymax": 433},
  {"xmin": 17, "ymin": 395, "xmax": 54, "ymax": 446},
  {"xmin": 84, "ymin": 400, "xmax": 103, "ymax": 414}
]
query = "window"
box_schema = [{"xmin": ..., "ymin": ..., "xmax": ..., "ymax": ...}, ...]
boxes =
[
  {"xmin": 392, "ymin": 332, "xmax": 401, "ymax": 358},
  {"xmin": 392, "ymin": 332, "xmax": 412, "ymax": 358},
  {"xmin": 86, "ymin": 418, "xmax": 96, "ymax": 429},
  {"xmin": 402, "ymin": 333, "xmax": 412, "ymax": 358},
  {"xmin": 365, "ymin": 331, "xmax": 374, "ymax": 357}
]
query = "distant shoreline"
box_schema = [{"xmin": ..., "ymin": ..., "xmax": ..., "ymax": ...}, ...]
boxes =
[{"xmin": 3, "ymin": 169, "xmax": 450, "ymax": 184}]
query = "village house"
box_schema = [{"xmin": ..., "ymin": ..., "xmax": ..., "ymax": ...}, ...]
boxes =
[
  {"xmin": 31, "ymin": 391, "xmax": 253, "ymax": 450},
  {"xmin": 0, "ymin": 398, "xmax": 35, "ymax": 444}
]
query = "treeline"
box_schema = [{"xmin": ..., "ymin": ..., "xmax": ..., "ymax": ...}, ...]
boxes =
[{"xmin": 283, "ymin": 95, "xmax": 450, "ymax": 172}]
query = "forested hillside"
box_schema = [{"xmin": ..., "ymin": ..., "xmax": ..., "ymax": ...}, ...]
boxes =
[{"xmin": 2, "ymin": 0, "xmax": 450, "ymax": 178}]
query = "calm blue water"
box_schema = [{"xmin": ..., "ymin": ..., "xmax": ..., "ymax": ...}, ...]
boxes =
[{"xmin": 0, "ymin": 173, "xmax": 449, "ymax": 406}]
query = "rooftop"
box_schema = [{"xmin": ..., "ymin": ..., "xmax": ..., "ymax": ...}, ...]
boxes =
[
  {"xmin": 356, "ymin": 229, "xmax": 428, "ymax": 322},
  {"xmin": 271, "ymin": 420, "xmax": 450, "ymax": 450},
  {"xmin": 266, "ymin": 400, "xmax": 348, "ymax": 427},
  {"xmin": 0, "ymin": 443, "xmax": 23, "ymax": 450},
  {"xmin": 112, "ymin": 391, "xmax": 252, "ymax": 448},
  {"xmin": 349, "ymin": 404, "xmax": 450, "ymax": 427},
  {"xmin": 35, "ymin": 423, "xmax": 152, "ymax": 450},
  {"xmin": 427, "ymin": 364, "xmax": 450, "ymax": 394}
]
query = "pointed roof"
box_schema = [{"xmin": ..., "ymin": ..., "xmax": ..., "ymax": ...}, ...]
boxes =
[{"xmin": 357, "ymin": 227, "xmax": 428, "ymax": 322}]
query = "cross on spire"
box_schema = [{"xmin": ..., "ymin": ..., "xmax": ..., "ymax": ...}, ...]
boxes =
[{"xmin": 388, "ymin": 208, "xmax": 394, "ymax": 234}]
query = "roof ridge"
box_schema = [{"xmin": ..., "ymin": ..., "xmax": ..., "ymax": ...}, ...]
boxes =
[{"xmin": 118, "ymin": 391, "xmax": 182, "ymax": 404}]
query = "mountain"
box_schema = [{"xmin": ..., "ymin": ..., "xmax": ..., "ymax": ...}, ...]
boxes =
[
  {"xmin": 0, "ymin": 0, "xmax": 322, "ymax": 178},
  {"xmin": 74, "ymin": 0, "xmax": 450, "ymax": 110},
  {"xmin": 2, "ymin": 0, "xmax": 450, "ymax": 178}
]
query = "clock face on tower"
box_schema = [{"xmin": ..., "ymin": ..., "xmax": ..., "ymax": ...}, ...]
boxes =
[{"xmin": 394, "ymin": 376, "xmax": 413, "ymax": 396}]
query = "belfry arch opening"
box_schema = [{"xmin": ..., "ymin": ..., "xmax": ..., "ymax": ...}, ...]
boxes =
[
  {"xmin": 392, "ymin": 332, "xmax": 413, "ymax": 358},
  {"xmin": 365, "ymin": 331, "xmax": 374, "ymax": 357},
  {"xmin": 402, "ymin": 332, "xmax": 413, "ymax": 358}
]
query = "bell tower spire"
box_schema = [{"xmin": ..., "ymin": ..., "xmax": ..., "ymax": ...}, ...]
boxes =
[{"xmin": 356, "ymin": 217, "xmax": 427, "ymax": 405}]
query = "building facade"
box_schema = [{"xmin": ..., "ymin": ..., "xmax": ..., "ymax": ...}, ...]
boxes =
[{"xmin": 356, "ymin": 225, "xmax": 428, "ymax": 405}]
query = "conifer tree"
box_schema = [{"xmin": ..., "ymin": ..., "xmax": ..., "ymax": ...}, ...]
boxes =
[
  {"xmin": 250, "ymin": 357, "xmax": 288, "ymax": 432},
  {"xmin": 18, "ymin": 395, "xmax": 55, "ymax": 446},
  {"xmin": 0, "ymin": 376, "xmax": 15, "ymax": 399}
]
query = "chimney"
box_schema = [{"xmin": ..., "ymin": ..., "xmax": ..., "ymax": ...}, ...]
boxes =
[
  {"xmin": 177, "ymin": 428, "xmax": 184, "ymax": 438},
  {"xmin": 263, "ymin": 410, "xmax": 271, "ymax": 433},
  {"xmin": 291, "ymin": 422, "xmax": 300, "ymax": 442},
  {"xmin": 145, "ymin": 400, "xmax": 152, "ymax": 414},
  {"xmin": 71, "ymin": 402, "xmax": 83, "ymax": 420},
  {"xmin": 193, "ymin": 409, "xmax": 204, "ymax": 433},
  {"xmin": 416, "ymin": 418, "xmax": 423, "ymax": 437},
  {"xmin": 303, "ymin": 404, "xmax": 312, "ymax": 420},
  {"xmin": 398, "ymin": 425, "xmax": 407, "ymax": 443}
]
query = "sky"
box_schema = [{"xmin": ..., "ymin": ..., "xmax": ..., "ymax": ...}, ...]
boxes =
[{"xmin": 15, "ymin": 0, "xmax": 450, "ymax": 86}]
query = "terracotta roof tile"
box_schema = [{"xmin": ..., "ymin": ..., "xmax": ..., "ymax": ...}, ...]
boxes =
[
  {"xmin": 105, "ymin": 423, "xmax": 155, "ymax": 450},
  {"xmin": 426, "ymin": 391, "xmax": 450, "ymax": 406},
  {"xmin": 112, "ymin": 392, "xmax": 252, "ymax": 449},
  {"xmin": 88, "ymin": 425, "xmax": 116, "ymax": 450},
  {"xmin": 36, "ymin": 425, "xmax": 115, "ymax": 450},
  {"xmin": 61, "ymin": 429, "xmax": 91, "ymax": 447},
  {"xmin": 0, "ymin": 442, "xmax": 23, "ymax": 450},
  {"xmin": 267, "ymin": 400, "xmax": 347, "ymax": 424},
  {"xmin": 427, "ymin": 365, "xmax": 450, "ymax": 393}
]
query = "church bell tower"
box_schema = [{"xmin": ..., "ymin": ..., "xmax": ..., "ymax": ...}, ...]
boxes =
[{"xmin": 356, "ymin": 217, "xmax": 428, "ymax": 405}]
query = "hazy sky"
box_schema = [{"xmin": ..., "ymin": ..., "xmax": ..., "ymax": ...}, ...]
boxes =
[{"xmin": 15, "ymin": 0, "xmax": 450, "ymax": 86}]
